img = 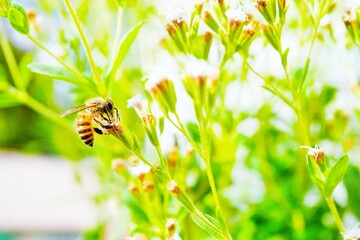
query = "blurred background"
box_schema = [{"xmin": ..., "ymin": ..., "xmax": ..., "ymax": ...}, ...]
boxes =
[{"xmin": 1, "ymin": 0, "xmax": 360, "ymax": 239}]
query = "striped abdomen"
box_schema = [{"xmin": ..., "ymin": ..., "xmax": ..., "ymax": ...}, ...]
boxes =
[{"xmin": 76, "ymin": 113, "xmax": 94, "ymax": 147}]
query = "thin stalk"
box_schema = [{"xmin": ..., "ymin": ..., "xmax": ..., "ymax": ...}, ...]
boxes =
[
  {"xmin": 244, "ymin": 60, "xmax": 295, "ymax": 110},
  {"xmin": 26, "ymin": 34, "xmax": 88, "ymax": 85},
  {"xmin": 200, "ymin": 111, "xmax": 231, "ymax": 239},
  {"xmin": 155, "ymin": 144, "xmax": 170, "ymax": 177},
  {"xmin": 63, "ymin": 0, "xmax": 106, "ymax": 97},
  {"xmin": 325, "ymin": 196, "xmax": 345, "ymax": 233},
  {"xmin": 169, "ymin": 113, "xmax": 204, "ymax": 159},
  {"xmin": 0, "ymin": 28, "xmax": 22, "ymax": 89}
]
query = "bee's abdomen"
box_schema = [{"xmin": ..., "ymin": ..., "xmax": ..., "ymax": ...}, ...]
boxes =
[{"xmin": 76, "ymin": 113, "xmax": 94, "ymax": 147}]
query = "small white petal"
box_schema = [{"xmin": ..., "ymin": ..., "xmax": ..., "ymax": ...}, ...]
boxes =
[
  {"xmin": 130, "ymin": 162, "xmax": 151, "ymax": 177},
  {"xmin": 342, "ymin": 223, "xmax": 360, "ymax": 240},
  {"xmin": 225, "ymin": 5, "xmax": 248, "ymax": 22},
  {"xmin": 184, "ymin": 56, "xmax": 219, "ymax": 80}
]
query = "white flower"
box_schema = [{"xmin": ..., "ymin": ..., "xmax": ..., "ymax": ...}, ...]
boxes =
[
  {"xmin": 225, "ymin": 5, "xmax": 248, "ymax": 22},
  {"xmin": 184, "ymin": 56, "xmax": 219, "ymax": 81},
  {"xmin": 127, "ymin": 94, "xmax": 149, "ymax": 117},
  {"xmin": 130, "ymin": 161, "xmax": 151, "ymax": 178},
  {"xmin": 342, "ymin": 223, "xmax": 360, "ymax": 240},
  {"xmin": 243, "ymin": 23, "xmax": 254, "ymax": 32},
  {"xmin": 145, "ymin": 57, "xmax": 179, "ymax": 91},
  {"xmin": 166, "ymin": 5, "xmax": 186, "ymax": 23}
]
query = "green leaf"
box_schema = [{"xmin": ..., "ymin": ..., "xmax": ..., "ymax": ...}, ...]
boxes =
[
  {"xmin": 0, "ymin": 92, "xmax": 21, "ymax": 108},
  {"xmin": 191, "ymin": 213, "xmax": 224, "ymax": 240},
  {"xmin": 281, "ymin": 48, "xmax": 289, "ymax": 68},
  {"xmin": 8, "ymin": 2, "xmax": 29, "ymax": 34},
  {"xmin": 105, "ymin": 21, "xmax": 144, "ymax": 82},
  {"xmin": 204, "ymin": 213, "xmax": 221, "ymax": 229},
  {"xmin": 28, "ymin": 62, "xmax": 88, "ymax": 85},
  {"xmin": 324, "ymin": 155, "xmax": 349, "ymax": 197},
  {"xmin": 186, "ymin": 122, "xmax": 200, "ymax": 142},
  {"xmin": 158, "ymin": 116, "xmax": 164, "ymax": 134}
]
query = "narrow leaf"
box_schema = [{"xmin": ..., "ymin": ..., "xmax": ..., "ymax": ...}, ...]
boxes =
[
  {"xmin": 28, "ymin": 62, "xmax": 89, "ymax": 86},
  {"xmin": 324, "ymin": 155, "xmax": 350, "ymax": 197},
  {"xmin": 297, "ymin": 58, "xmax": 310, "ymax": 94},
  {"xmin": 106, "ymin": 21, "xmax": 144, "ymax": 81},
  {"xmin": 158, "ymin": 116, "xmax": 165, "ymax": 134},
  {"xmin": 191, "ymin": 213, "xmax": 224, "ymax": 240},
  {"xmin": 281, "ymin": 48, "xmax": 289, "ymax": 68}
]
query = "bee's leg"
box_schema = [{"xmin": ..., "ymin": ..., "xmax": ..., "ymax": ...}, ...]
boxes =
[
  {"xmin": 114, "ymin": 108, "xmax": 120, "ymax": 120},
  {"xmin": 94, "ymin": 127, "xmax": 103, "ymax": 135},
  {"xmin": 94, "ymin": 118, "xmax": 112, "ymax": 134}
]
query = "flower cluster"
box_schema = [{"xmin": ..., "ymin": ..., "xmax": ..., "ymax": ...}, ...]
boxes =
[
  {"xmin": 343, "ymin": 8, "xmax": 360, "ymax": 46},
  {"xmin": 203, "ymin": 2, "xmax": 257, "ymax": 56}
]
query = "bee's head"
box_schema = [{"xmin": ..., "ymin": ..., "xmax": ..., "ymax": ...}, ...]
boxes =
[{"xmin": 104, "ymin": 100, "xmax": 114, "ymax": 114}]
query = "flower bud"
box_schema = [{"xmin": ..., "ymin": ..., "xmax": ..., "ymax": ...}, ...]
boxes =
[
  {"xmin": 112, "ymin": 159, "xmax": 125, "ymax": 171},
  {"xmin": 128, "ymin": 183, "xmax": 139, "ymax": 195},
  {"xmin": 255, "ymin": 0, "xmax": 277, "ymax": 24},
  {"xmin": 128, "ymin": 95, "xmax": 159, "ymax": 146},
  {"xmin": 343, "ymin": 10, "xmax": 358, "ymax": 44},
  {"xmin": 167, "ymin": 180, "xmax": 180, "ymax": 196},
  {"xmin": 236, "ymin": 23, "xmax": 256, "ymax": 51},
  {"xmin": 166, "ymin": 218, "xmax": 176, "ymax": 235},
  {"xmin": 301, "ymin": 145, "xmax": 329, "ymax": 175},
  {"xmin": 203, "ymin": 31, "xmax": 213, "ymax": 59},
  {"xmin": 146, "ymin": 71, "xmax": 177, "ymax": 117},
  {"xmin": 142, "ymin": 180, "xmax": 155, "ymax": 192},
  {"xmin": 167, "ymin": 145, "xmax": 180, "ymax": 168},
  {"xmin": 203, "ymin": 11, "xmax": 220, "ymax": 33},
  {"xmin": 261, "ymin": 24, "xmax": 280, "ymax": 52}
]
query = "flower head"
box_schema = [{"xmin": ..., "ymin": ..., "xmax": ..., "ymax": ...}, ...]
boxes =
[
  {"xmin": 130, "ymin": 161, "xmax": 152, "ymax": 181},
  {"xmin": 225, "ymin": 5, "xmax": 248, "ymax": 23},
  {"xmin": 166, "ymin": 5, "xmax": 186, "ymax": 24},
  {"xmin": 184, "ymin": 56, "xmax": 219, "ymax": 83},
  {"xmin": 342, "ymin": 223, "xmax": 360, "ymax": 240},
  {"xmin": 301, "ymin": 145, "xmax": 325, "ymax": 163},
  {"xmin": 127, "ymin": 94, "xmax": 149, "ymax": 118},
  {"xmin": 146, "ymin": 64, "xmax": 177, "ymax": 116}
]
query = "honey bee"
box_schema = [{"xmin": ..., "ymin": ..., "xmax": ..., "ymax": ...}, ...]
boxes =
[{"xmin": 60, "ymin": 97, "xmax": 119, "ymax": 147}]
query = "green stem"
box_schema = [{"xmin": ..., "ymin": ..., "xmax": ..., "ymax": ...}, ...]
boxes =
[
  {"xmin": 200, "ymin": 111, "xmax": 231, "ymax": 239},
  {"xmin": 63, "ymin": 0, "xmax": 106, "ymax": 97},
  {"xmin": 155, "ymin": 144, "xmax": 170, "ymax": 176},
  {"xmin": 132, "ymin": 143, "xmax": 227, "ymax": 239},
  {"xmin": 0, "ymin": 28, "xmax": 22, "ymax": 89},
  {"xmin": 325, "ymin": 196, "xmax": 345, "ymax": 233},
  {"xmin": 26, "ymin": 34, "xmax": 88, "ymax": 85}
]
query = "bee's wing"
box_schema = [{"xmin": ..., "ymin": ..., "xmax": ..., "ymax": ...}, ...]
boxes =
[{"xmin": 60, "ymin": 105, "xmax": 90, "ymax": 118}]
